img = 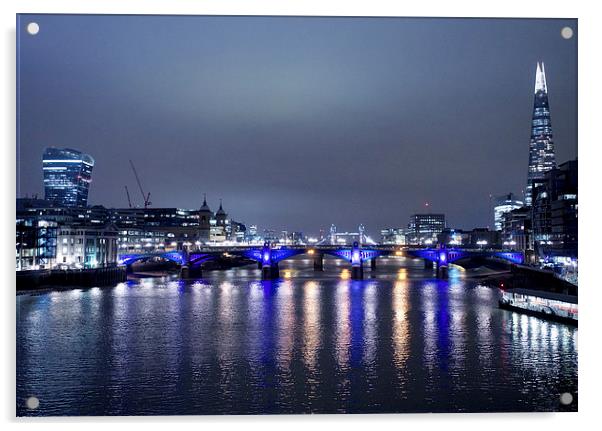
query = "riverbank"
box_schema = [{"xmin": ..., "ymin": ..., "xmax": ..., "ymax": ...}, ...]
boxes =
[
  {"xmin": 472, "ymin": 263, "xmax": 578, "ymax": 325},
  {"xmin": 16, "ymin": 266, "xmax": 127, "ymax": 292},
  {"xmin": 477, "ymin": 263, "xmax": 577, "ymax": 295}
]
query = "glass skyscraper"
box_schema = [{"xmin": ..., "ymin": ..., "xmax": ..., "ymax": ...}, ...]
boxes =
[
  {"xmin": 493, "ymin": 193, "xmax": 523, "ymax": 231},
  {"xmin": 407, "ymin": 213, "xmax": 446, "ymax": 245},
  {"xmin": 525, "ymin": 62, "xmax": 556, "ymax": 206},
  {"xmin": 43, "ymin": 147, "xmax": 95, "ymax": 207}
]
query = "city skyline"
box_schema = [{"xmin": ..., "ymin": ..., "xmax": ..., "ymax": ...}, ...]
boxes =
[{"xmin": 17, "ymin": 15, "xmax": 577, "ymax": 233}]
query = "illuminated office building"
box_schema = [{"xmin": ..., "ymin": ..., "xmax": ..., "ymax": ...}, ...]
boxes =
[
  {"xmin": 501, "ymin": 207, "xmax": 533, "ymax": 255},
  {"xmin": 407, "ymin": 213, "xmax": 445, "ymax": 245},
  {"xmin": 493, "ymin": 193, "xmax": 523, "ymax": 231},
  {"xmin": 380, "ymin": 228, "xmax": 407, "ymax": 245},
  {"xmin": 16, "ymin": 218, "xmax": 58, "ymax": 270},
  {"xmin": 532, "ymin": 159, "xmax": 578, "ymax": 263},
  {"xmin": 43, "ymin": 147, "xmax": 95, "ymax": 207}
]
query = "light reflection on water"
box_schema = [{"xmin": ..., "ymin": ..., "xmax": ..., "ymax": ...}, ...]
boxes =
[
  {"xmin": 392, "ymin": 280, "xmax": 410, "ymax": 370},
  {"xmin": 16, "ymin": 259, "xmax": 578, "ymax": 416},
  {"xmin": 422, "ymin": 281, "xmax": 438, "ymax": 377},
  {"xmin": 276, "ymin": 280, "xmax": 294, "ymax": 371},
  {"xmin": 362, "ymin": 283, "xmax": 378, "ymax": 380},
  {"xmin": 302, "ymin": 281, "xmax": 321, "ymax": 372}
]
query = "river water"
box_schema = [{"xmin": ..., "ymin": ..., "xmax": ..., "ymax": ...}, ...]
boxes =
[{"xmin": 16, "ymin": 257, "xmax": 578, "ymax": 416}]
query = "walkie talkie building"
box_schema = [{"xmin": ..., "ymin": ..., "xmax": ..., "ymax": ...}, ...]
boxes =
[{"xmin": 42, "ymin": 147, "xmax": 95, "ymax": 207}]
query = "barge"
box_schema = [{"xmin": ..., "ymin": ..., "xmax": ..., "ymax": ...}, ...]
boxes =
[{"xmin": 499, "ymin": 287, "xmax": 578, "ymax": 325}]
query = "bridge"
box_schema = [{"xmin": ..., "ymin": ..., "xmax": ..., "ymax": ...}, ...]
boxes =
[
  {"xmin": 407, "ymin": 247, "xmax": 524, "ymax": 279},
  {"xmin": 118, "ymin": 242, "xmax": 524, "ymax": 280}
]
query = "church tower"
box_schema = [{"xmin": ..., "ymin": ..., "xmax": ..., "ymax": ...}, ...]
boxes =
[{"xmin": 198, "ymin": 194, "xmax": 213, "ymax": 243}]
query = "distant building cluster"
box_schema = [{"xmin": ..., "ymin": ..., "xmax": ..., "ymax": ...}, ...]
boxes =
[
  {"xmin": 492, "ymin": 63, "xmax": 577, "ymax": 282},
  {"xmin": 380, "ymin": 214, "xmax": 448, "ymax": 246},
  {"xmin": 110, "ymin": 197, "xmax": 251, "ymax": 254},
  {"xmin": 319, "ymin": 224, "xmax": 376, "ymax": 246},
  {"xmin": 380, "ymin": 228, "xmax": 406, "ymax": 245},
  {"xmin": 16, "ymin": 195, "xmax": 256, "ymax": 270},
  {"xmin": 379, "ymin": 63, "xmax": 577, "ymax": 285},
  {"xmin": 17, "ymin": 148, "xmax": 258, "ymax": 271}
]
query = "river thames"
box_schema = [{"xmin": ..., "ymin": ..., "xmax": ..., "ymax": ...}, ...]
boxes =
[{"xmin": 16, "ymin": 257, "xmax": 578, "ymax": 416}]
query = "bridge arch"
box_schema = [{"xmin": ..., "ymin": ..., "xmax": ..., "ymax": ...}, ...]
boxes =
[
  {"xmin": 118, "ymin": 251, "xmax": 187, "ymax": 267},
  {"xmin": 187, "ymin": 252, "xmax": 219, "ymax": 268}
]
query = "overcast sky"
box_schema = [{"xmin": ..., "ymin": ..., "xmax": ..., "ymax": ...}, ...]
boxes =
[{"xmin": 17, "ymin": 15, "xmax": 577, "ymax": 236}]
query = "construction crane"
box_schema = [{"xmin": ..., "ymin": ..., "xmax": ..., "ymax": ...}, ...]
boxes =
[
  {"xmin": 129, "ymin": 159, "xmax": 152, "ymax": 209},
  {"xmin": 124, "ymin": 185, "xmax": 133, "ymax": 208}
]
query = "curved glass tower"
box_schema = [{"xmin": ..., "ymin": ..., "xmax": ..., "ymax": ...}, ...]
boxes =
[
  {"xmin": 43, "ymin": 147, "xmax": 95, "ymax": 207},
  {"xmin": 525, "ymin": 62, "xmax": 556, "ymax": 206}
]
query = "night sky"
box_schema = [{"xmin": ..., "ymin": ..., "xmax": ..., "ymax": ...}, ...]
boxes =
[{"xmin": 16, "ymin": 15, "xmax": 577, "ymax": 236}]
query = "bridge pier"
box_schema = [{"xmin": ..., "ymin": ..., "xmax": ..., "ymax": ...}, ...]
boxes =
[
  {"xmin": 257, "ymin": 261, "xmax": 263, "ymax": 270},
  {"xmin": 436, "ymin": 263, "xmax": 448, "ymax": 279},
  {"xmin": 125, "ymin": 264, "xmax": 133, "ymax": 275},
  {"xmin": 351, "ymin": 263, "xmax": 364, "ymax": 280},
  {"xmin": 424, "ymin": 259, "xmax": 433, "ymax": 270},
  {"xmin": 350, "ymin": 241, "xmax": 364, "ymax": 279},
  {"xmin": 180, "ymin": 265, "xmax": 190, "ymax": 278},
  {"xmin": 313, "ymin": 253, "xmax": 324, "ymax": 271},
  {"xmin": 259, "ymin": 241, "xmax": 279, "ymax": 279},
  {"xmin": 190, "ymin": 266, "xmax": 202, "ymax": 278},
  {"xmin": 370, "ymin": 258, "xmax": 377, "ymax": 271},
  {"xmin": 261, "ymin": 263, "xmax": 279, "ymax": 280},
  {"xmin": 180, "ymin": 265, "xmax": 203, "ymax": 279}
]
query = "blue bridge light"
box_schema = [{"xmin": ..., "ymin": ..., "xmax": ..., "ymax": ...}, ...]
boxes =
[{"xmin": 409, "ymin": 248, "xmax": 524, "ymax": 266}]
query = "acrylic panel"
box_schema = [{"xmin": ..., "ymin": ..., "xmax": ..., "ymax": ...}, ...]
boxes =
[{"xmin": 16, "ymin": 14, "xmax": 578, "ymax": 416}]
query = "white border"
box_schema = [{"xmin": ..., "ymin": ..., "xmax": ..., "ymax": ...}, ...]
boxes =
[{"xmin": 2, "ymin": 0, "xmax": 600, "ymax": 429}]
